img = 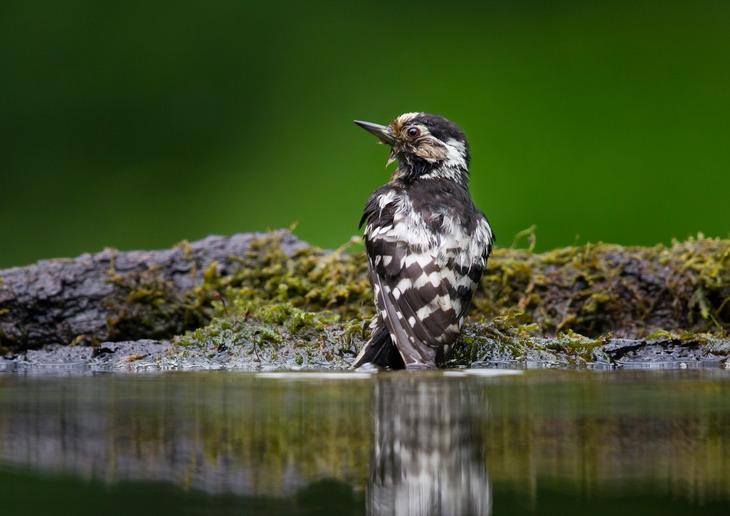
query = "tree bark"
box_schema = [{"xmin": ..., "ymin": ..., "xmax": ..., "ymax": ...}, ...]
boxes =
[{"xmin": 0, "ymin": 231, "xmax": 308, "ymax": 351}]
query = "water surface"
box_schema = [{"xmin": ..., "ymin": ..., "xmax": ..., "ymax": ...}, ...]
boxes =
[{"xmin": 1, "ymin": 369, "xmax": 729, "ymax": 515}]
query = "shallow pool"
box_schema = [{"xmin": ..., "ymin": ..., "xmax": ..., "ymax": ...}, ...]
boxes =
[{"xmin": 1, "ymin": 369, "xmax": 729, "ymax": 515}]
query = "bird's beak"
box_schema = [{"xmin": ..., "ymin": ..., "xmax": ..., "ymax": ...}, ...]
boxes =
[{"xmin": 354, "ymin": 120, "xmax": 396, "ymax": 146}]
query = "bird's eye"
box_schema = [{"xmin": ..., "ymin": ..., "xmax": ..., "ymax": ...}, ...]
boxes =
[{"xmin": 406, "ymin": 127, "xmax": 420, "ymax": 138}]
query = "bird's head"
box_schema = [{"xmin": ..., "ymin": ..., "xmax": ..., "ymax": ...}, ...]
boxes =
[{"xmin": 354, "ymin": 112, "xmax": 470, "ymax": 184}]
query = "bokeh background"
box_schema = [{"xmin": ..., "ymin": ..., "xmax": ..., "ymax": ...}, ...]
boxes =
[{"xmin": 2, "ymin": 0, "xmax": 728, "ymax": 268}]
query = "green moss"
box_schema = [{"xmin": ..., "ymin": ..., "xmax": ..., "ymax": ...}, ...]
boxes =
[
  {"xmin": 173, "ymin": 297, "xmax": 360, "ymax": 369},
  {"xmin": 475, "ymin": 234, "xmax": 730, "ymax": 338},
  {"xmin": 104, "ymin": 252, "xmax": 213, "ymax": 341},
  {"xmin": 218, "ymin": 235, "xmax": 373, "ymax": 320},
  {"xmin": 164, "ymin": 232, "xmax": 729, "ymax": 368}
]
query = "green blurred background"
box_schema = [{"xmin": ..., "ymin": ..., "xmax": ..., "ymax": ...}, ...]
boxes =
[{"xmin": 1, "ymin": 0, "xmax": 728, "ymax": 268}]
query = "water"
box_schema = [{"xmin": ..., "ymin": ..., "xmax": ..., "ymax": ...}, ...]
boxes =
[{"xmin": 1, "ymin": 369, "xmax": 729, "ymax": 515}]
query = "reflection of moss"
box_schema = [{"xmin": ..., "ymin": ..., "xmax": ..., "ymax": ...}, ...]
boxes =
[
  {"xmin": 482, "ymin": 372, "xmax": 730, "ymax": 501},
  {"xmin": 96, "ymin": 372, "xmax": 730, "ymax": 502},
  {"xmin": 178, "ymin": 375, "xmax": 373, "ymax": 495},
  {"xmin": 170, "ymin": 232, "xmax": 729, "ymax": 367}
]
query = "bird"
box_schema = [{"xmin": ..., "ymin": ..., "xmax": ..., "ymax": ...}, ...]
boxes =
[{"xmin": 351, "ymin": 112, "xmax": 494, "ymax": 370}]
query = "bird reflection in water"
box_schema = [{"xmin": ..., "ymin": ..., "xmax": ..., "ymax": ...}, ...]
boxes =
[{"xmin": 367, "ymin": 375, "xmax": 491, "ymax": 515}]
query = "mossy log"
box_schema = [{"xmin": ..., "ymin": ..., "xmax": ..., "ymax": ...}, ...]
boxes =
[
  {"xmin": 475, "ymin": 236, "xmax": 730, "ymax": 338},
  {"xmin": 1, "ymin": 230, "xmax": 728, "ymax": 369},
  {"xmin": 0, "ymin": 231, "xmax": 307, "ymax": 351}
]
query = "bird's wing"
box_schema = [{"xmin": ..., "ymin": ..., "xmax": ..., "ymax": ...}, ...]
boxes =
[{"xmin": 365, "ymin": 233, "xmax": 482, "ymax": 368}]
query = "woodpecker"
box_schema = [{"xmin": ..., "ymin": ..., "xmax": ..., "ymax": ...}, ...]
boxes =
[{"xmin": 352, "ymin": 112, "xmax": 494, "ymax": 370}]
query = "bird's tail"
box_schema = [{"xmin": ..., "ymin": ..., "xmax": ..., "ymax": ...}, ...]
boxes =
[{"xmin": 351, "ymin": 325, "xmax": 405, "ymax": 370}]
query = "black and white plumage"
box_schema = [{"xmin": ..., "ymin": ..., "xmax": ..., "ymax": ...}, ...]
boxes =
[{"xmin": 352, "ymin": 112, "xmax": 494, "ymax": 370}]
